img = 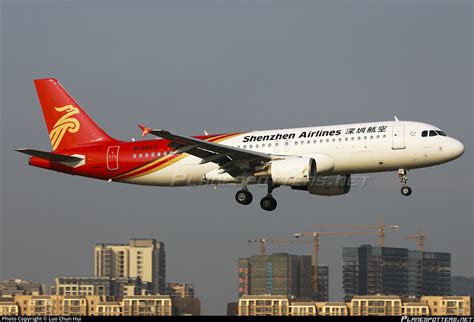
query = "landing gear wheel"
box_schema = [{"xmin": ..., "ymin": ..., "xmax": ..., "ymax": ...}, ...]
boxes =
[
  {"xmin": 235, "ymin": 190, "xmax": 253, "ymax": 205},
  {"xmin": 401, "ymin": 186, "xmax": 412, "ymax": 196},
  {"xmin": 260, "ymin": 196, "xmax": 277, "ymax": 211}
]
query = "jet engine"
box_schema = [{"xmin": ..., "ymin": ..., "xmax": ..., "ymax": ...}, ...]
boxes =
[
  {"xmin": 267, "ymin": 157, "xmax": 317, "ymax": 186},
  {"xmin": 292, "ymin": 174, "xmax": 351, "ymax": 196}
]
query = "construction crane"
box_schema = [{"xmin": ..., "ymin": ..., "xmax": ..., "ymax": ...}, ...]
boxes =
[
  {"xmin": 405, "ymin": 229, "xmax": 425, "ymax": 251},
  {"xmin": 247, "ymin": 238, "xmax": 307, "ymax": 256},
  {"xmin": 312, "ymin": 220, "xmax": 399, "ymax": 247},
  {"xmin": 294, "ymin": 231, "xmax": 382, "ymax": 299}
]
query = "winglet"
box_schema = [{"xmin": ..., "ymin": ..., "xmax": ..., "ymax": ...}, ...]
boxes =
[{"xmin": 138, "ymin": 124, "xmax": 152, "ymax": 137}]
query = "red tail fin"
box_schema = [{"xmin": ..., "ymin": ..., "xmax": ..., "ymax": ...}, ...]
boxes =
[{"xmin": 34, "ymin": 78, "xmax": 117, "ymax": 151}]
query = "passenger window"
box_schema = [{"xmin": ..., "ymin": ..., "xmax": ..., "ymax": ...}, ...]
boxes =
[
  {"xmin": 301, "ymin": 141, "xmax": 304, "ymax": 145},
  {"xmin": 295, "ymin": 142, "xmax": 298, "ymax": 145},
  {"xmin": 351, "ymin": 137, "xmax": 355, "ymax": 141},
  {"xmin": 345, "ymin": 138, "xmax": 348, "ymax": 141},
  {"xmin": 332, "ymin": 138, "xmax": 335, "ymax": 142},
  {"xmin": 256, "ymin": 144, "xmax": 259, "ymax": 148},
  {"xmin": 320, "ymin": 139, "xmax": 323, "ymax": 143},
  {"xmin": 268, "ymin": 143, "xmax": 272, "ymax": 147},
  {"xmin": 307, "ymin": 140, "xmax": 311, "ymax": 144},
  {"xmin": 326, "ymin": 139, "xmax": 329, "ymax": 143},
  {"xmin": 421, "ymin": 130, "xmax": 428, "ymax": 137},
  {"xmin": 262, "ymin": 144, "xmax": 265, "ymax": 148},
  {"xmin": 275, "ymin": 143, "xmax": 279, "ymax": 147},
  {"xmin": 139, "ymin": 153, "xmax": 142, "ymax": 158},
  {"xmin": 145, "ymin": 153, "xmax": 149, "ymax": 157},
  {"xmin": 249, "ymin": 145, "xmax": 253, "ymax": 149},
  {"xmin": 436, "ymin": 131, "xmax": 447, "ymax": 136},
  {"xmin": 133, "ymin": 154, "xmax": 137, "ymax": 159},
  {"xmin": 313, "ymin": 140, "xmax": 317, "ymax": 144},
  {"xmin": 338, "ymin": 138, "xmax": 342, "ymax": 142},
  {"xmin": 158, "ymin": 152, "xmax": 161, "ymax": 156},
  {"xmin": 429, "ymin": 130, "xmax": 437, "ymax": 137},
  {"xmin": 243, "ymin": 145, "xmax": 246, "ymax": 149},
  {"xmin": 151, "ymin": 152, "xmax": 155, "ymax": 157}
]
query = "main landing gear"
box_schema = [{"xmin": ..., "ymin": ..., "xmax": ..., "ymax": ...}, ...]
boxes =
[
  {"xmin": 235, "ymin": 188, "xmax": 253, "ymax": 205},
  {"xmin": 235, "ymin": 183, "xmax": 279, "ymax": 211},
  {"xmin": 398, "ymin": 169, "xmax": 413, "ymax": 196}
]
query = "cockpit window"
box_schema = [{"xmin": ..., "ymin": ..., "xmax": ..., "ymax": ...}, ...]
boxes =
[
  {"xmin": 436, "ymin": 130, "xmax": 447, "ymax": 136},
  {"xmin": 429, "ymin": 130, "xmax": 437, "ymax": 137},
  {"xmin": 421, "ymin": 130, "xmax": 428, "ymax": 137}
]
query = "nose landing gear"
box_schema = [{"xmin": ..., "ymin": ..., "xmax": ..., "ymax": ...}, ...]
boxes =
[{"xmin": 398, "ymin": 169, "xmax": 413, "ymax": 196}]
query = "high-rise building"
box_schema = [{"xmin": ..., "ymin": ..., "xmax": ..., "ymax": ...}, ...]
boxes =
[
  {"xmin": 316, "ymin": 266, "xmax": 329, "ymax": 302},
  {"xmin": 0, "ymin": 279, "xmax": 44, "ymax": 296},
  {"xmin": 238, "ymin": 253, "xmax": 313, "ymax": 299},
  {"xmin": 342, "ymin": 245, "xmax": 451, "ymax": 301},
  {"xmin": 408, "ymin": 251, "xmax": 451, "ymax": 297},
  {"xmin": 167, "ymin": 283, "xmax": 195, "ymax": 299},
  {"xmin": 94, "ymin": 238, "xmax": 166, "ymax": 294},
  {"xmin": 51, "ymin": 276, "xmax": 152, "ymax": 299}
]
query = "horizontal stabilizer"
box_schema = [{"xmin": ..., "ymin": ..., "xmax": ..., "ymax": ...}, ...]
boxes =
[{"xmin": 16, "ymin": 148, "xmax": 84, "ymax": 163}]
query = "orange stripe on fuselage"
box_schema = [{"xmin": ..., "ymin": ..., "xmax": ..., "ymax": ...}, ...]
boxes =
[{"xmin": 113, "ymin": 132, "xmax": 242, "ymax": 181}]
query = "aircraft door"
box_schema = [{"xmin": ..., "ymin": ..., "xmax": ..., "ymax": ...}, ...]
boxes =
[
  {"xmin": 107, "ymin": 146, "xmax": 120, "ymax": 170},
  {"xmin": 392, "ymin": 124, "xmax": 406, "ymax": 150}
]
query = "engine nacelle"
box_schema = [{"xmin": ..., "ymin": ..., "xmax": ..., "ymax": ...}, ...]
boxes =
[
  {"xmin": 270, "ymin": 157, "xmax": 317, "ymax": 186},
  {"xmin": 292, "ymin": 174, "xmax": 351, "ymax": 196}
]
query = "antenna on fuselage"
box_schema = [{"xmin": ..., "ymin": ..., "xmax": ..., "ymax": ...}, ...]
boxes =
[
  {"xmin": 203, "ymin": 130, "xmax": 209, "ymax": 135},
  {"xmin": 394, "ymin": 115, "xmax": 400, "ymax": 121}
]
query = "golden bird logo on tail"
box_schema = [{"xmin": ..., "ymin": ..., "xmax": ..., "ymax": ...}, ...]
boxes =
[{"xmin": 49, "ymin": 105, "xmax": 80, "ymax": 150}]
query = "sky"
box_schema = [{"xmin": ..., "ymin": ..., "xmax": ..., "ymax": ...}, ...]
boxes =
[{"xmin": 0, "ymin": 0, "xmax": 472, "ymax": 315}]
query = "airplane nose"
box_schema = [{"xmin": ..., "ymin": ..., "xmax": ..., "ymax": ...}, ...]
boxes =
[{"xmin": 449, "ymin": 138, "xmax": 464, "ymax": 160}]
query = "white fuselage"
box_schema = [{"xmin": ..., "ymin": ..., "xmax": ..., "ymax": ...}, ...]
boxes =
[{"xmin": 126, "ymin": 120, "xmax": 464, "ymax": 186}]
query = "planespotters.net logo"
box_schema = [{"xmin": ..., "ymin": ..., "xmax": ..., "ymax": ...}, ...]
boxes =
[{"xmin": 402, "ymin": 317, "xmax": 474, "ymax": 322}]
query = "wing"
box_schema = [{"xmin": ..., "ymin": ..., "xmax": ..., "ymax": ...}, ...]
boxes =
[{"xmin": 138, "ymin": 125, "xmax": 271, "ymax": 177}]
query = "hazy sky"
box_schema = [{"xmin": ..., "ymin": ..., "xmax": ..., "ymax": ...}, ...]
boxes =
[{"xmin": 1, "ymin": 0, "xmax": 472, "ymax": 315}]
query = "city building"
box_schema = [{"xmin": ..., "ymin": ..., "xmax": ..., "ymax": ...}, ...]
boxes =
[
  {"xmin": 408, "ymin": 251, "xmax": 451, "ymax": 297},
  {"xmin": 94, "ymin": 238, "xmax": 166, "ymax": 294},
  {"xmin": 13, "ymin": 295, "xmax": 101, "ymax": 316},
  {"xmin": 96, "ymin": 302, "xmax": 122, "ymax": 316},
  {"xmin": 238, "ymin": 253, "xmax": 313, "ymax": 299},
  {"xmin": 350, "ymin": 295, "xmax": 402, "ymax": 316},
  {"xmin": 122, "ymin": 295, "xmax": 172, "ymax": 316},
  {"xmin": 288, "ymin": 299, "xmax": 317, "ymax": 316},
  {"xmin": 236, "ymin": 294, "xmax": 472, "ymax": 316},
  {"xmin": 402, "ymin": 302, "xmax": 430, "ymax": 316},
  {"xmin": 315, "ymin": 302, "xmax": 349, "ymax": 316},
  {"xmin": 51, "ymin": 276, "xmax": 152, "ymax": 299},
  {"xmin": 343, "ymin": 245, "xmax": 451, "ymax": 300},
  {"xmin": 421, "ymin": 296, "xmax": 471, "ymax": 316},
  {"xmin": 51, "ymin": 277, "xmax": 112, "ymax": 297},
  {"xmin": 316, "ymin": 266, "xmax": 329, "ymax": 301},
  {"xmin": 238, "ymin": 295, "xmax": 289, "ymax": 316},
  {"xmin": 167, "ymin": 282, "xmax": 195, "ymax": 298},
  {"xmin": 172, "ymin": 298, "xmax": 201, "ymax": 315},
  {"xmin": 0, "ymin": 298, "xmax": 19, "ymax": 316},
  {"xmin": 0, "ymin": 279, "xmax": 44, "ymax": 296}
]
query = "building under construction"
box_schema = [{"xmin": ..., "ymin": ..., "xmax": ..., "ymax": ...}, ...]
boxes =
[
  {"xmin": 238, "ymin": 253, "xmax": 329, "ymax": 301},
  {"xmin": 342, "ymin": 245, "xmax": 451, "ymax": 301}
]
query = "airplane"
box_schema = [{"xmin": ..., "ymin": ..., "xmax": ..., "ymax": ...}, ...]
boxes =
[{"xmin": 17, "ymin": 78, "xmax": 464, "ymax": 211}]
